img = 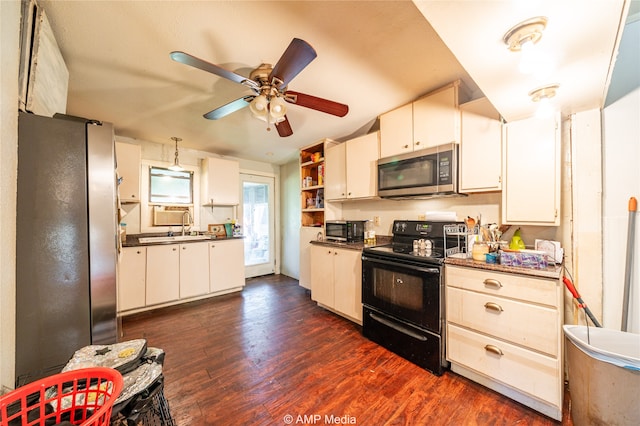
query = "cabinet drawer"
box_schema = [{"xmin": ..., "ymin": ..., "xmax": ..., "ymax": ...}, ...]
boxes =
[
  {"xmin": 447, "ymin": 287, "xmax": 559, "ymax": 356},
  {"xmin": 447, "ymin": 324, "xmax": 561, "ymax": 407},
  {"xmin": 446, "ymin": 266, "xmax": 559, "ymax": 306}
]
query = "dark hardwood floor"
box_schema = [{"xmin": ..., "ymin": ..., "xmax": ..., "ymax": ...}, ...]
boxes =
[{"xmin": 121, "ymin": 275, "xmax": 572, "ymax": 425}]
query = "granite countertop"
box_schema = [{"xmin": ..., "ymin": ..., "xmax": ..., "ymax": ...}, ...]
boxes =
[
  {"xmin": 309, "ymin": 235, "xmax": 392, "ymax": 251},
  {"xmin": 123, "ymin": 233, "xmax": 244, "ymax": 247},
  {"xmin": 444, "ymin": 255, "xmax": 563, "ymax": 279}
]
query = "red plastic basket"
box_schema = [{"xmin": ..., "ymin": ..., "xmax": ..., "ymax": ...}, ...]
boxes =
[{"xmin": 0, "ymin": 367, "xmax": 123, "ymax": 426}]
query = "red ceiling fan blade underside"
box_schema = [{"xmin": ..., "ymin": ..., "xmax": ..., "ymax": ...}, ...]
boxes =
[
  {"xmin": 269, "ymin": 38, "xmax": 317, "ymax": 88},
  {"xmin": 285, "ymin": 91, "xmax": 349, "ymax": 117},
  {"xmin": 275, "ymin": 116, "xmax": 293, "ymax": 137},
  {"xmin": 203, "ymin": 96, "xmax": 254, "ymax": 120}
]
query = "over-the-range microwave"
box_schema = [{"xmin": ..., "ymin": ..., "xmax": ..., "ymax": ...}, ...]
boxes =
[{"xmin": 377, "ymin": 142, "xmax": 459, "ymax": 198}]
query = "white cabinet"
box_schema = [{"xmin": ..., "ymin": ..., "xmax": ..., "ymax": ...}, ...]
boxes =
[
  {"xmin": 115, "ymin": 142, "xmax": 141, "ymax": 202},
  {"xmin": 502, "ymin": 114, "xmax": 561, "ymax": 225},
  {"xmin": 325, "ymin": 132, "xmax": 379, "ymax": 201},
  {"xmin": 179, "ymin": 242, "xmax": 209, "ymax": 298},
  {"xmin": 459, "ymin": 98, "xmax": 502, "ymax": 193},
  {"xmin": 445, "ymin": 265, "xmax": 563, "ymax": 420},
  {"xmin": 380, "ymin": 82, "xmax": 464, "ymax": 158},
  {"xmin": 209, "ymin": 238, "xmax": 245, "ymax": 293},
  {"xmin": 146, "ymin": 244, "xmax": 180, "ymax": 306},
  {"xmin": 201, "ymin": 157, "xmax": 240, "ymax": 206},
  {"xmin": 310, "ymin": 245, "xmax": 362, "ymax": 323},
  {"xmin": 118, "ymin": 246, "xmax": 146, "ymax": 311},
  {"xmin": 299, "ymin": 226, "xmax": 322, "ymax": 289}
]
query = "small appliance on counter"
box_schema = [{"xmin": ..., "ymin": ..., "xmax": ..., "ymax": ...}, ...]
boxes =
[{"xmin": 325, "ymin": 220, "xmax": 366, "ymax": 242}]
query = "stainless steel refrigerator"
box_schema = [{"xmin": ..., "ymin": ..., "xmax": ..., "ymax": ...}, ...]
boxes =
[{"xmin": 16, "ymin": 111, "xmax": 118, "ymax": 387}]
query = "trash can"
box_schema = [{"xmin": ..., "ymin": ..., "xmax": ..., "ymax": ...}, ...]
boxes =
[{"xmin": 563, "ymin": 325, "xmax": 640, "ymax": 425}]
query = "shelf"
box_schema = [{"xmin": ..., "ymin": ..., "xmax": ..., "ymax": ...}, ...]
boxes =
[
  {"xmin": 301, "ymin": 185, "xmax": 323, "ymax": 191},
  {"xmin": 301, "ymin": 158, "xmax": 325, "ymax": 168},
  {"xmin": 302, "ymin": 208, "xmax": 324, "ymax": 213}
]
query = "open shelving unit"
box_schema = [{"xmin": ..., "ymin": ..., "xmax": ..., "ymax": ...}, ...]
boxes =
[{"xmin": 300, "ymin": 141, "xmax": 326, "ymax": 227}]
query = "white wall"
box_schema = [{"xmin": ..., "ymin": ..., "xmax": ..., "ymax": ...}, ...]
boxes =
[
  {"xmin": 280, "ymin": 160, "xmax": 301, "ymax": 279},
  {"xmin": 0, "ymin": 0, "xmax": 20, "ymax": 393},
  {"xmin": 603, "ymin": 87, "xmax": 640, "ymax": 331}
]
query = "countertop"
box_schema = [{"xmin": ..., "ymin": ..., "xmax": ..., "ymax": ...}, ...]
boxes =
[
  {"xmin": 309, "ymin": 235, "xmax": 392, "ymax": 251},
  {"xmin": 444, "ymin": 255, "xmax": 563, "ymax": 279},
  {"xmin": 123, "ymin": 233, "xmax": 244, "ymax": 247}
]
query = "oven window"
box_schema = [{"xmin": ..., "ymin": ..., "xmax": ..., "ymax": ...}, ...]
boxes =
[{"xmin": 373, "ymin": 269, "xmax": 423, "ymax": 311}]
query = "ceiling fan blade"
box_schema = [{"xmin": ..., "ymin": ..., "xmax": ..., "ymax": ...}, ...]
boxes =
[
  {"xmin": 269, "ymin": 38, "xmax": 317, "ymax": 88},
  {"xmin": 170, "ymin": 51, "xmax": 258, "ymax": 89},
  {"xmin": 285, "ymin": 91, "xmax": 349, "ymax": 117},
  {"xmin": 275, "ymin": 116, "xmax": 293, "ymax": 137},
  {"xmin": 203, "ymin": 96, "xmax": 254, "ymax": 120}
]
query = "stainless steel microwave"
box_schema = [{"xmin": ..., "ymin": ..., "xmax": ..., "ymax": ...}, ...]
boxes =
[
  {"xmin": 377, "ymin": 143, "xmax": 458, "ymax": 198},
  {"xmin": 325, "ymin": 220, "xmax": 366, "ymax": 242}
]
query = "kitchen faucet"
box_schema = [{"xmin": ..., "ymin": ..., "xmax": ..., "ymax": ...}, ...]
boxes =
[{"xmin": 181, "ymin": 210, "xmax": 192, "ymax": 236}]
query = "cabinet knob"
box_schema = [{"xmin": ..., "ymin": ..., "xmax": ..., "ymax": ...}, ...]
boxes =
[
  {"xmin": 182, "ymin": 246, "xmax": 187, "ymax": 250},
  {"xmin": 403, "ymin": 144, "xmax": 409, "ymax": 149},
  {"xmin": 136, "ymin": 250, "xmax": 141, "ymax": 254},
  {"xmin": 484, "ymin": 345, "xmax": 504, "ymax": 356},
  {"xmin": 484, "ymin": 302, "xmax": 504, "ymax": 313},
  {"xmin": 211, "ymin": 244, "xmax": 215, "ymax": 248},
  {"xmin": 415, "ymin": 141, "xmax": 420, "ymax": 146},
  {"xmin": 483, "ymin": 278, "xmax": 502, "ymax": 289},
  {"xmin": 172, "ymin": 248, "xmax": 177, "ymax": 251}
]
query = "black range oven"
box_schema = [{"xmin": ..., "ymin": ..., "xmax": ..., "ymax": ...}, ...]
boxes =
[{"xmin": 362, "ymin": 220, "xmax": 462, "ymax": 375}]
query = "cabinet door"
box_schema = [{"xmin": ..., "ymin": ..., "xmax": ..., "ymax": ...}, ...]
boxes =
[
  {"xmin": 310, "ymin": 245, "xmax": 335, "ymax": 307},
  {"xmin": 179, "ymin": 242, "xmax": 209, "ymax": 298},
  {"xmin": 379, "ymin": 103, "xmax": 413, "ymax": 158},
  {"xmin": 413, "ymin": 85, "xmax": 460, "ymax": 150},
  {"xmin": 345, "ymin": 132, "xmax": 379, "ymax": 199},
  {"xmin": 324, "ymin": 143, "xmax": 346, "ymax": 200},
  {"xmin": 459, "ymin": 98, "xmax": 502, "ymax": 192},
  {"xmin": 115, "ymin": 142, "xmax": 141, "ymax": 202},
  {"xmin": 201, "ymin": 157, "xmax": 240, "ymax": 205},
  {"xmin": 118, "ymin": 247, "xmax": 146, "ymax": 311},
  {"xmin": 146, "ymin": 244, "xmax": 180, "ymax": 305},
  {"xmin": 209, "ymin": 239, "xmax": 245, "ymax": 293},
  {"xmin": 332, "ymin": 248, "xmax": 363, "ymax": 322},
  {"xmin": 299, "ymin": 226, "xmax": 322, "ymax": 289},
  {"xmin": 503, "ymin": 114, "xmax": 560, "ymax": 225}
]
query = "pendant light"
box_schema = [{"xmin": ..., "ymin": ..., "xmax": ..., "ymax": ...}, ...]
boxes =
[{"xmin": 168, "ymin": 137, "xmax": 184, "ymax": 171}]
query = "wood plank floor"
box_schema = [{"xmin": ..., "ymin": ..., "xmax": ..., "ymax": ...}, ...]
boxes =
[{"xmin": 121, "ymin": 274, "xmax": 572, "ymax": 425}]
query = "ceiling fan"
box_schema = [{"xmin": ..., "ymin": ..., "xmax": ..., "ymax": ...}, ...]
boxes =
[{"xmin": 170, "ymin": 38, "xmax": 349, "ymax": 137}]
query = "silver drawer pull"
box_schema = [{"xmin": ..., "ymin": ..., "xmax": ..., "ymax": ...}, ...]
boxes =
[
  {"xmin": 484, "ymin": 345, "xmax": 504, "ymax": 356},
  {"xmin": 484, "ymin": 302, "xmax": 504, "ymax": 313},
  {"xmin": 483, "ymin": 278, "xmax": 503, "ymax": 289}
]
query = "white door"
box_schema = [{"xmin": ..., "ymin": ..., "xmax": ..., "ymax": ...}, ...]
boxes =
[{"xmin": 240, "ymin": 173, "xmax": 275, "ymax": 278}]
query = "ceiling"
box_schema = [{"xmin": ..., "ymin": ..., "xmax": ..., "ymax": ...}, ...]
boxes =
[{"xmin": 38, "ymin": 1, "xmax": 629, "ymax": 165}]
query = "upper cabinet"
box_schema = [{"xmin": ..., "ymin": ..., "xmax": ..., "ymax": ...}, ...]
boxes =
[
  {"xmin": 326, "ymin": 132, "xmax": 379, "ymax": 201},
  {"xmin": 201, "ymin": 157, "xmax": 240, "ymax": 206},
  {"xmin": 380, "ymin": 81, "xmax": 466, "ymax": 158},
  {"xmin": 502, "ymin": 113, "xmax": 561, "ymax": 226},
  {"xmin": 459, "ymin": 97, "xmax": 502, "ymax": 193},
  {"xmin": 115, "ymin": 142, "xmax": 141, "ymax": 202}
]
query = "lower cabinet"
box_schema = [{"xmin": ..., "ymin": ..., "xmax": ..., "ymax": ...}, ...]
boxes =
[
  {"xmin": 118, "ymin": 239, "xmax": 245, "ymax": 314},
  {"xmin": 445, "ymin": 265, "xmax": 563, "ymax": 421},
  {"xmin": 180, "ymin": 242, "xmax": 209, "ymax": 298},
  {"xmin": 310, "ymin": 245, "xmax": 362, "ymax": 323},
  {"xmin": 209, "ymin": 238, "xmax": 245, "ymax": 293},
  {"xmin": 145, "ymin": 244, "xmax": 180, "ymax": 306},
  {"xmin": 118, "ymin": 247, "xmax": 147, "ymax": 311}
]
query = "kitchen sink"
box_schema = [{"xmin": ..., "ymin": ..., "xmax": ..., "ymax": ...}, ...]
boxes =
[{"xmin": 138, "ymin": 235, "xmax": 211, "ymax": 243}]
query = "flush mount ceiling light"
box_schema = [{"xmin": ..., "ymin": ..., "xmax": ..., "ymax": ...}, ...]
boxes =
[
  {"xmin": 503, "ymin": 16, "xmax": 548, "ymax": 52},
  {"xmin": 503, "ymin": 17, "xmax": 550, "ymax": 75},
  {"xmin": 168, "ymin": 136, "xmax": 184, "ymax": 171},
  {"xmin": 529, "ymin": 84, "xmax": 560, "ymax": 118}
]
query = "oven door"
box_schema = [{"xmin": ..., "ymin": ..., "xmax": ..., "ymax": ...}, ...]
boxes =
[{"xmin": 362, "ymin": 254, "xmax": 442, "ymax": 333}]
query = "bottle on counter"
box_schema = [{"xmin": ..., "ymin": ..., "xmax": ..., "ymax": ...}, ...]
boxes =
[{"xmin": 365, "ymin": 220, "xmax": 376, "ymax": 246}]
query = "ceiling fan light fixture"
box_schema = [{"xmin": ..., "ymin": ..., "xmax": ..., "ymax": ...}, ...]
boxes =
[
  {"xmin": 269, "ymin": 95, "xmax": 287, "ymax": 119},
  {"xmin": 168, "ymin": 136, "xmax": 184, "ymax": 171},
  {"xmin": 249, "ymin": 94, "xmax": 268, "ymax": 115}
]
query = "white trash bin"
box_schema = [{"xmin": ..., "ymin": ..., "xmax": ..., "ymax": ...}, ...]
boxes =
[{"xmin": 563, "ymin": 325, "xmax": 640, "ymax": 425}]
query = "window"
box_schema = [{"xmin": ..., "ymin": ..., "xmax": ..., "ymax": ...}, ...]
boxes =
[{"xmin": 149, "ymin": 166, "xmax": 193, "ymax": 204}]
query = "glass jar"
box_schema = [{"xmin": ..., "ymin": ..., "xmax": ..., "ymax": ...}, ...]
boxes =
[{"xmin": 472, "ymin": 242, "xmax": 489, "ymax": 261}]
